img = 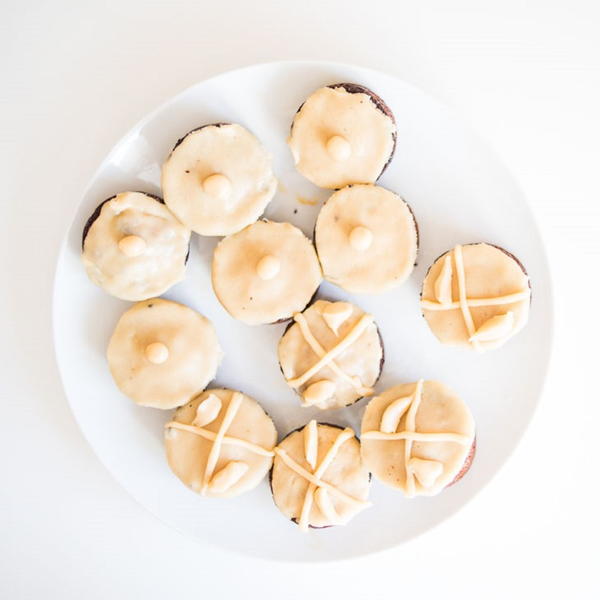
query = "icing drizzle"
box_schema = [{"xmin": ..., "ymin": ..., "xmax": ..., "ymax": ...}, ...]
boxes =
[
  {"xmin": 287, "ymin": 311, "xmax": 375, "ymax": 395},
  {"xmin": 420, "ymin": 245, "xmax": 530, "ymax": 349},
  {"xmin": 362, "ymin": 380, "xmax": 472, "ymax": 496},
  {"xmin": 165, "ymin": 391, "xmax": 276, "ymax": 495},
  {"xmin": 274, "ymin": 422, "xmax": 371, "ymax": 531}
]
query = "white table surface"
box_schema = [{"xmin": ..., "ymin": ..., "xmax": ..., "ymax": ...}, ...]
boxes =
[{"xmin": 2, "ymin": 1, "xmax": 598, "ymax": 598}]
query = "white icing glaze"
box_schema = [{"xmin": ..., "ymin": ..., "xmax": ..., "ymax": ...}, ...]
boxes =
[
  {"xmin": 361, "ymin": 380, "xmax": 475, "ymax": 497},
  {"xmin": 211, "ymin": 220, "xmax": 322, "ymax": 325},
  {"xmin": 106, "ymin": 299, "xmax": 222, "ymax": 409},
  {"xmin": 278, "ymin": 300, "xmax": 382, "ymax": 409},
  {"xmin": 288, "ymin": 86, "xmax": 395, "ymax": 189},
  {"xmin": 165, "ymin": 388, "xmax": 277, "ymax": 498},
  {"xmin": 301, "ymin": 380, "xmax": 335, "ymax": 408},
  {"xmin": 271, "ymin": 423, "xmax": 371, "ymax": 529},
  {"xmin": 161, "ymin": 124, "xmax": 277, "ymax": 236},
  {"xmin": 304, "ymin": 420, "xmax": 318, "ymax": 470},
  {"xmin": 315, "ymin": 185, "xmax": 418, "ymax": 294},
  {"xmin": 82, "ymin": 192, "xmax": 190, "ymax": 301},
  {"xmin": 421, "ymin": 244, "xmax": 531, "ymax": 351}
]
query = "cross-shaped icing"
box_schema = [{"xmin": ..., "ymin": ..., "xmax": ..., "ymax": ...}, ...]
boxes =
[
  {"xmin": 420, "ymin": 245, "xmax": 530, "ymax": 350},
  {"xmin": 286, "ymin": 308, "xmax": 375, "ymax": 399},
  {"xmin": 165, "ymin": 391, "xmax": 275, "ymax": 495},
  {"xmin": 274, "ymin": 421, "xmax": 371, "ymax": 531},
  {"xmin": 362, "ymin": 380, "xmax": 472, "ymax": 497}
]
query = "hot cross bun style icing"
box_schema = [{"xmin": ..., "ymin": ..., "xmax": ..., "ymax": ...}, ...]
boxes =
[
  {"xmin": 277, "ymin": 300, "xmax": 383, "ymax": 409},
  {"xmin": 81, "ymin": 191, "xmax": 191, "ymax": 301},
  {"xmin": 211, "ymin": 220, "xmax": 322, "ymax": 325},
  {"xmin": 165, "ymin": 388, "xmax": 277, "ymax": 498},
  {"xmin": 361, "ymin": 380, "xmax": 475, "ymax": 497},
  {"xmin": 315, "ymin": 184, "xmax": 418, "ymax": 294},
  {"xmin": 161, "ymin": 123, "xmax": 277, "ymax": 236},
  {"xmin": 288, "ymin": 84, "xmax": 396, "ymax": 189},
  {"xmin": 271, "ymin": 421, "xmax": 371, "ymax": 530},
  {"xmin": 106, "ymin": 298, "xmax": 223, "ymax": 409},
  {"xmin": 421, "ymin": 243, "xmax": 531, "ymax": 352}
]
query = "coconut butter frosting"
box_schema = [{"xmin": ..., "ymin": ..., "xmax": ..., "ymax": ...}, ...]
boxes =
[
  {"xmin": 288, "ymin": 84, "xmax": 396, "ymax": 189},
  {"xmin": 107, "ymin": 298, "xmax": 223, "ymax": 409},
  {"xmin": 421, "ymin": 243, "xmax": 531, "ymax": 352},
  {"xmin": 81, "ymin": 191, "xmax": 190, "ymax": 301},
  {"xmin": 361, "ymin": 380, "xmax": 475, "ymax": 497},
  {"xmin": 161, "ymin": 123, "xmax": 277, "ymax": 236},
  {"xmin": 165, "ymin": 388, "xmax": 277, "ymax": 498},
  {"xmin": 278, "ymin": 300, "xmax": 383, "ymax": 409},
  {"xmin": 271, "ymin": 421, "xmax": 371, "ymax": 529},
  {"xmin": 315, "ymin": 184, "xmax": 418, "ymax": 294}
]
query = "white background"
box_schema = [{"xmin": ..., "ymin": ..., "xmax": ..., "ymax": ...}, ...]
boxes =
[{"xmin": 1, "ymin": 0, "xmax": 598, "ymax": 598}]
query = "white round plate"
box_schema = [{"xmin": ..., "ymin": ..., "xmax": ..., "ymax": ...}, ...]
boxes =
[{"xmin": 53, "ymin": 61, "xmax": 552, "ymax": 561}]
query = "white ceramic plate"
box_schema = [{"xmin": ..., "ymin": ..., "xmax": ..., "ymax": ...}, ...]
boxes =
[{"xmin": 53, "ymin": 61, "xmax": 552, "ymax": 561}]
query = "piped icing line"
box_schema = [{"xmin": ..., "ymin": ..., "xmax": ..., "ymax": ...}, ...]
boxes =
[
  {"xmin": 403, "ymin": 379, "xmax": 424, "ymax": 498},
  {"xmin": 361, "ymin": 431, "xmax": 471, "ymax": 444},
  {"xmin": 297, "ymin": 426, "xmax": 355, "ymax": 531},
  {"xmin": 452, "ymin": 245, "xmax": 480, "ymax": 351},
  {"xmin": 164, "ymin": 421, "xmax": 275, "ymax": 457},
  {"xmin": 286, "ymin": 314, "xmax": 375, "ymax": 388},
  {"xmin": 274, "ymin": 448, "xmax": 371, "ymax": 509},
  {"xmin": 420, "ymin": 290, "xmax": 530, "ymax": 311},
  {"xmin": 293, "ymin": 313, "xmax": 373, "ymax": 395},
  {"xmin": 200, "ymin": 392, "xmax": 243, "ymax": 494}
]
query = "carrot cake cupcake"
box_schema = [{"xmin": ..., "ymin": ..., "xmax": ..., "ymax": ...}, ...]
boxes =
[
  {"xmin": 270, "ymin": 421, "xmax": 371, "ymax": 530},
  {"xmin": 420, "ymin": 243, "xmax": 531, "ymax": 351},
  {"xmin": 288, "ymin": 83, "xmax": 396, "ymax": 189},
  {"xmin": 81, "ymin": 191, "xmax": 190, "ymax": 301},
  {"xmin": 278, "ymin": 300, "xmax": 383, "ymax": 409},
  {"xmin": 315, "ymin": 184, "xmax": 418, "ymax": 294},
  {"xmin": 161, "ymin": 123, "xmax": 277, "ymax": 236},
  {"xmin": 361, "ymin": 380, "xmax": 476, "ymax": 497},
  {"xmin": 165, "ymin": 388, "xmax": 277, "ymax": 498},
  {"xmin": 211, "ymin": 220, "xmax": 322, "ymax": 325},
  {"xmin": 107, "ymin": 298, "xmax": 222, "ymax": 409}
]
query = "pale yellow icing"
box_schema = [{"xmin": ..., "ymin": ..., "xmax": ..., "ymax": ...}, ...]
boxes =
[
  {"xmin": 361, "ymin": 380, "xmax": 475, "ymax": 497},
  {"xmin": 161, "ymin": 124, "xmax": 277, "ymax": 236},
  {"xmin": 106, "ymin": 299, "xmax": 222, "ymax": 409},
  {"xmin": 278, "ymin": 300, "xmax": 382, "ymax": 409},
  {"xmin": 288, "ymin": 86, "xmax": 396, "ymax": 189},
  {"xmin": 421, "ymin": 244, "xmax": 531, "ymax": 351},
  {"xmin": 315, "ymin": 185, "xmax": 418, "ymax": 294},
  {"xmin": 82, "ymin": 192, "xmax": 190, "ymax": 301},
  {"xmin": 165, "ymin": 388, "xmax": 277, "ymax": 498},
  {"xmin": 271, "ymin": 423, "xmax": 371, "ymax": 529},
  {"xmin": 211, "ymin": 220, "xmax": 322, "ymax": 325}
]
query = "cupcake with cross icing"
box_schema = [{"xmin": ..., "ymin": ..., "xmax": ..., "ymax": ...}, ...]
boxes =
[
  {"xmin": 106, "ymin": 298, "xmax": 223, "ymax": 409},
  {"xmin": 211, "ymin": 220, "xmax": 322, "ymax": 325},
  {"xmin": 277, "ymin": 300, "xmax": 383, "ymax": 409},
  {"xmin": 288, "ymin": 83, "xmax": 396, "ymax": 189},
  {"xmin": 420, "ymin": 243, "xmax": 531, "ymax": 352},
  {"xmin": 81, "ymin": 191, "xmax": 191, "ymax": 301},
  {"xmin": 161, "ymin": 123, "xmax": 277, "ymax": 236},
  {"xmin": 361, "ymin": 380, "xmax": 476, "ymax": 497},
  {"xmin": 315, "ymin": 184, "xmax": 418, "ymax": 294},
  {"xmin": 270, "ymin": 421, "xmax": 371, "ymax": 530},
  {"xmin": 165, "ymin": 388, "xmax": 277, "ymax": 498}
]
